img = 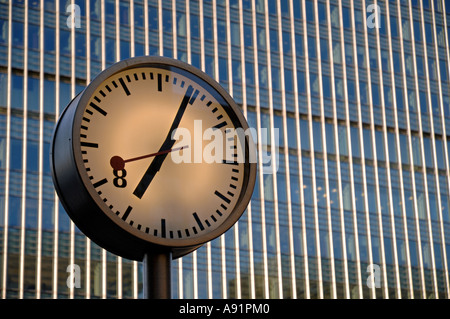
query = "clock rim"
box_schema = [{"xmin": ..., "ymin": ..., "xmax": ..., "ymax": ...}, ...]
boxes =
[{"xmin": 65, "ymin": 56, "xmax": 256, "ymax": 254}]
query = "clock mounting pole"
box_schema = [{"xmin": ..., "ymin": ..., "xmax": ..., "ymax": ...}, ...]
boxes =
[{"xmin": 142, "ymin": 249, "xmax": 172, "ymax": 299}]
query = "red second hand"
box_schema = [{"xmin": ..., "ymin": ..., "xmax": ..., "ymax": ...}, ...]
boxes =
[{"xmin": 110, "ymin": 145, "xmax": 189, "ymax": 170}]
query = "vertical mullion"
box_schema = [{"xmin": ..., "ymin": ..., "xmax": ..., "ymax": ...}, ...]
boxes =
[
  {"xmin": 225, "ymin": 0, "xmax": 242, "ymax": 299},
  {"xmin": 360, "ymin": 0, "xmax": 389, "ymax": 299},
  {"xmin": 172, "ymin": 0, "xmax": 177, "ymax": 59},
  {"xmin": 314, "ymin": 0, "xmax": 337, "ymax": 299},
  {"xmin": 53, "ymin": 0, "xmax": 61, "ymax": 300},
  {"xmin": 302, "ymin": 0, "xmax": 321, "ymax": 300},
  {"xmin": 276, "ymin": 0, "xmax": 297, "ymax": 299},
  {"xmin": 429, "ymin": 0, "xmax": 450, "ymax": 298},
  {"xmin": 36, "ymin": 0, "xmax": 45, "ymax": 299},
  {"xmin": 238, "ymin": 0, "xmax": 256, "ymax": 299},
  {"xmin": 288, "ymin": 0, "xmax": 309, "ymax": 299},
  {"xmin": 342, "ymin": 0, "xmax": 364, "ymax": 298},
  {"xmin": 328, "ymin": 0, "xmax": 350, "ymax": 299},
  {"xmin": 69, "ymin": 0, "xmax": 76, "ymax": 300},
  {"xmin": 262, "ymin": 0, "xmax": 282, "ymax": 299},
  {"xmin": 250, "ymin": 0, "xmax": 269, "ymax": 298},
  {"xmin": 144, "ymin": 0, "xmax": 149, "ymax": 56},
  {"xmin": 417, "ymin": 0, "xmax": 439, "ymax": 298},
  {"xmin": 405, "ymin": 0, "xmax": 427, "ymax": 298},
  {"xmin": 374, "ymin": 0, "xmax": 401, "ymax": 298},
  {"xmin": 19, "ymin": 0, "xmax": 29, "ymax": 299},
  {"xmin": 388, "ymin": 0, "xmax": 414, "ymax": 298},
  {"xmin": 85, "ymin": 0, "xmax": 92, "ymax": 300},
  {"xmin": 1, "ymin": 0, "xmax": 12, "ymax": 300}
]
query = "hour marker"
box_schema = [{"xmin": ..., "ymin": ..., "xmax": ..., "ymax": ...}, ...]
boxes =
[
  {"xmin": 89, "ymin": 102, "xmax": 107, "ymax": 116},
  {"xmin": 121, "ymin": 206, "xmax": 133, "ymax": 221},
  {"xmin": 213, "ymin": 121, "xmax": 227, "ymax": 130},
  {"xmin": 81, "ymin": 142, "xmax": 99, "ymax": 148},
  {"xmin": 158, "ymin": 73, "xmax": 162, "ymax": 91},
  {"xmin": 93, "ymin": 178, "xmax": 108, "ymax": 188},
  {"xmin": 193, "ymin": 212, "xmax": 205, "ymax": 231},
  {"xmin": 189, "ymin": 89, "xmax": 200, "ymax": 105},
  {"xmin": 119, "ymin": 77, "xmax": 131, "ymax": 96},
  {"xmin": 161, "ymin": 218, "xmax": 166, "ymax": 238},
  {"xmin": 215, "ymin": 190, "xmax": 231, "ymax": 204},
  {"xmin": 222, "ymin": 159, "xmax": 238, "ymax": 165}
]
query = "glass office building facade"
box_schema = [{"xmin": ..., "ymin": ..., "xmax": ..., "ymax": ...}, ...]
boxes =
[{"xmin": 0, "ymin": 0, "xmax": 449, "ymax": 299}]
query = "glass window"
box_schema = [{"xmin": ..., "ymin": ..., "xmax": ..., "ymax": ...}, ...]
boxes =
[
  {"xmin": 411, "ymin": 135, "xmax": 422, "ymax": 166},
  {"xmin": 287, "ymin": 117, "xmax": 297, "ymax": 149},
  {"xmin": 44, "ymin": 26, "xmax": 55, "ymax": 53},
  {"xmin": 375, "ymin": 130, "xmax": 385, "ymax": 161},
  {"xmin": 325, "ymin": 122, "xmax": 335, "ymax": 154},
  {"xmin": 308, "ymin": 36, "xmax": 316, "ymax": 58},
  {"xmin": 28, "ymin": 23, "xmax": 39, "ymax": 50},
  {"xmin": 322, "ymin": 75, "xmax": 331, "ymax": 98},
  {"xmin": 28, "ymin": 76, "xmax": 40, "ymax": 112},
  {"xmin": 363, "ymin": 128, "xmax": 373, "ymax": 159},
  {"xmin": 306, "ymin": 0, "xmax": 314, "ymax": 23},
  {"xmin": 347, "ymin": 79, "xmax": 356, "ymax": 102},
  {"xmin": 313, "ymin": 121, "xmax": 322, "ymax": 153},
  {"xmin": 338, "ymin": 125, "xmax": 348, "ymax": 156},
  {"xmin": 390, "ymin": 15, "xmax": 398, "ymax": 37},
  {"xmin": 0, "ymin": 19, "xmax": 7, "ymax": 44},
  {"xmin": 399, "ymin": 133, "xmax": 409, "ymax": 165},
  {"xmin": 300, "ymin": 119, "xmax": 310, "ymax": 151},
  {"xmin": 11, "ymin": 74, "xmax": 23, "ymax": 110},
  {"xmin": 12, "ymin": 21, "xmax": 24, "ymax": 47},
  {"xmin": 351, "ymin": 126, "xmax": 360, "ymax": 158},
  {"xmin": 387, "ymin": 132, "xmax": 397, "ymax": 163}
]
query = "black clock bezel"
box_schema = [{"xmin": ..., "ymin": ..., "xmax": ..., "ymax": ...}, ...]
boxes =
[{"xmin": 51, "ymin": 56, "xmax": 256, "ymax": 261}]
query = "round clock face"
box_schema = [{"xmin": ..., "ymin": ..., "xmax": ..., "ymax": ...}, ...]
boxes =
[{"xmin": 52, "ymin": 57, "xmax": 256, "ymax": 258}]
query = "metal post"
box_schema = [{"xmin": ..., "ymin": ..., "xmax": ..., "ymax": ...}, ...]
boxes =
[{"xmin": 142, "ymin": 250, "xmax": 172, "ymax": 299}]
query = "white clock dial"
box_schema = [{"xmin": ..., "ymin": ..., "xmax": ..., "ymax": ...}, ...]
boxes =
[
  {"xmin": 78, "ymin": 66, "xmax": 245, "ymax": 244},
  {"xmin": 52, "ymin": 57, "xmax": 256, "ymax": 259}
]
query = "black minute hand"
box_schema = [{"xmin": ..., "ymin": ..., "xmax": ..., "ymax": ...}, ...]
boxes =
[{"xmin": 133, "ymin": 85, "xmax": 195, "ymax": 199}]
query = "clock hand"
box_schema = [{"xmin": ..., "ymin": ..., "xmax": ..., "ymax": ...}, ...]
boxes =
[
  {"xmin": 110, "ymin": 145, "xmax": 189, "ymax": 170},
  {"xmin": 133, "ymin": 85, "xmax": 195, "ymax": 199}
]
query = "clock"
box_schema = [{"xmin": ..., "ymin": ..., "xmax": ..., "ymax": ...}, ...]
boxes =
[{"xmin": 51, "ymin": 56, "xmax": 256, "ymax": 261}]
